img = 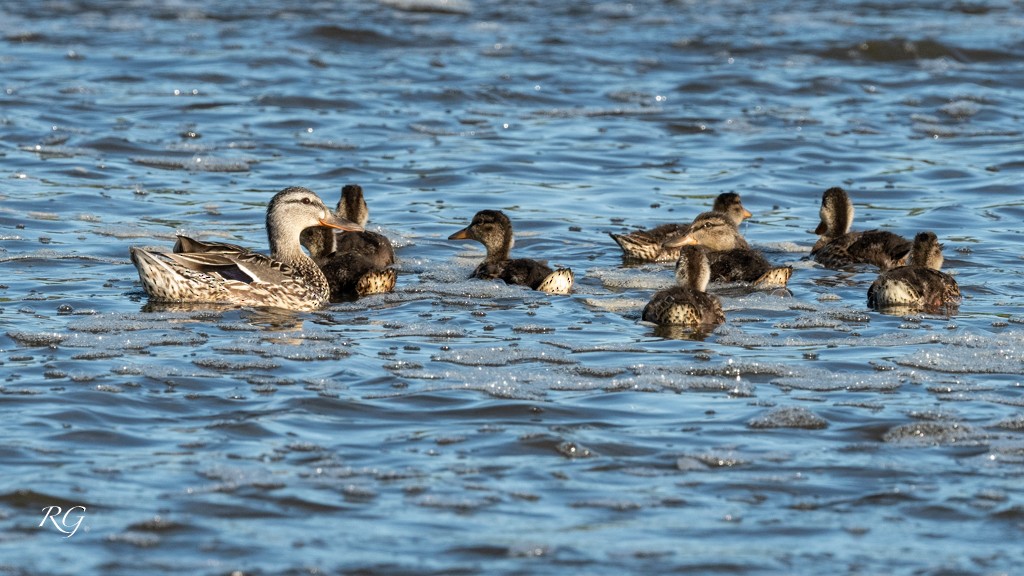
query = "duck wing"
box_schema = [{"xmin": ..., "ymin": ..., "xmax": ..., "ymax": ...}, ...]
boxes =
[
  {"xmin": 173, "ymin": 235, "xmax": 248, "ymax": 255},
  {"xmin": 609, "ymin": 223, "xmax": 688, "ymax": 262},
  {"xmin": 706, "ymin": 248, "xmax": 771, "ymax": 283},
  {"xmin": 472, "ymin": 258, "xmax": 555, "ymax": 290},
  {"xmin": 164, "ymin": 250, "xmax": 295, "ymax": 286}
]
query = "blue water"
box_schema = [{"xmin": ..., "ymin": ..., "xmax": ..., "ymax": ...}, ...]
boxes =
[{"xmin": 2, "ymin": 1, "xmax": 1024, "ymax": 574}]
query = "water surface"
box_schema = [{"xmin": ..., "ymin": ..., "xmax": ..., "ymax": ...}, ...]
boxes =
[{"xmin": 2, "ymin": 1, "xmax": 1024, "ymax": 574}]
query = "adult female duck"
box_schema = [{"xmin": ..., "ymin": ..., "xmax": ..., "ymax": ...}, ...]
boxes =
[
  {"xmin": 663, "ymin": 212, "xmax": 792, "ymax": 287},
  {"xmin": 130, "ymin": 186, "xmax": 362, "ymax": 311},
  {"xmin": 609, "ymin": 192, "xmax": 753, "ymax": 262},
  {"xmin": 448, "ymin": 209, "xmax": 573, "ymax": 294},
  {"xmin": 811, "ymin": 187, "xmax": 911, "ymax": 270}
]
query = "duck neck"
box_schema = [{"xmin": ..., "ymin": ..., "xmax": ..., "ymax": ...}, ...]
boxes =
[
  {"xmin": 483, "ymin": 233, "xmax": 514, "ymax": 263},
  {"xmin": 270, "ymin": 224, "xmax": 330, "ymax": 292}
]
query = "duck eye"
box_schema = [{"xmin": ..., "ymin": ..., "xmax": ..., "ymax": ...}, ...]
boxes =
[{"xmin": 301, "ymin": 197, "xmax": 312, "ymax": 205}]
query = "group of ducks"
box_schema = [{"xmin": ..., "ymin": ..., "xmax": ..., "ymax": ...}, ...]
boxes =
[
  {"xmin": 630, "ymin": 186, "xmax": 961, "ymax": 326},
  {"xmin": 129, "ymin": 185, "xmax": 961, "ymax": 326}
]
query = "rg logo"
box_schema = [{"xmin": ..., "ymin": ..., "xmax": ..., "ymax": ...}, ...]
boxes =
[{"xmin": 39, "ymin": 505, "xmax": 86, "ymax": 538}]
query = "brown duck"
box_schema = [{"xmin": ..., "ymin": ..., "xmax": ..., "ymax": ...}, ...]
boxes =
[
  {"xmin": 448, "ymin": 209, "xmax": 573, "ymax": 294},
  {"xmin": 131, "ymin": 186, "xmax": 363, "ymax": 311},
  {"xmin": 301, "ymin": 184, "xmax": 397, "ymax": 300},
  {"xmin": 663, "ymin": 212, "xmax": 792, "ymax": 287},
  {"xmin": 609, "ymin": 192, "xmax": 753, "ymax": 262},
  {"xmin": 642, "ymin": 245, "xmax": 725, "ymax": 326},
  {"xmin": 811, "ymin": 186, "xmax": 911, "ymax": 270},
  {"xmin": 868, "ymin": 231, "xmax": 960, "ymax": 313}
]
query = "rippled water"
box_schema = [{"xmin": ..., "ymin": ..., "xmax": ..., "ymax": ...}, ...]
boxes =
[{"xmin": 3, "ymin": 1, "xmax": 1024, "ymax": 574}]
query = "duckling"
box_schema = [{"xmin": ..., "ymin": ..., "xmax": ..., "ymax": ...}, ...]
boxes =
[
  {"xmin": 867, "ymin": 231, "xmax": 960, "ymax": 312},
  {"xmin": 130, "ymin": 186, "xmax": 363, "ymax": 311},
  {"xmin": 663, "ymin": 212, "xmax": 793, "ymax": 287},
  {"xmin": 301, "ymin": 183, "xmax": 397, "ymax": 300},
  {"xmin": 811, "ymin": 186, "xmax": 911, "ymax": 270},
  {"xmin": 448, "ymin": 209, "xmax": 573, "ymax": 294},
  {"xmin": 642, "ymin": 245, "xmax": 725, "ymax": 326},
  {"xmin": 609, "ymin": 192, "xmax": 753, "ymax": 262}
]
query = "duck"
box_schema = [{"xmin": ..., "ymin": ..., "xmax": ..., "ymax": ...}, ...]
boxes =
[
  {"xmin": 448, "ymin": 209, "xmax": 573, "ymax": 294},
  {"xmin": 867, "ymin": 231, "xmax": 960, "ymax": 313},
  {"xmin": 642, "ymin": 245, "xmax": 725, "ymax": 326},
  {"xmin": 301, "ymin": 183, "xmax": 397, "ymax": 300},
  {"xmin": 663, "ymin": 212, "xmax": 793, "ymax": 287},
  {"xmin": 811, "ymin": 186, "xmax": 911, "ymax": 270},
  {"xmin": 609, "ymin": 192, "xmax": 753, "ymax": 262},
  {"xmin": 130, "ymin": 186, "xmax": 363, "ymax": 311}
]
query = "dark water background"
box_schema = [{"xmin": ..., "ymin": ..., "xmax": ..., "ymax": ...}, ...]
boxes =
[{"xmin": 2, "ymin": 1, "xmax": 1024, "ymax": 574}]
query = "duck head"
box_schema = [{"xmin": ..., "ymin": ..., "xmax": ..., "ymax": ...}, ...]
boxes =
[
  {"xmin": 674, "ymin": 245, "xmax": 712, "ymax": 292},
  {"xmin": 663, "ymin": 212, "xmax": 745, "ymax": 252},
  {"xmin": 448, "ymin": 209, "xmax": 514, "ymax": 261},
  {"xmin": 814, "ymin": 187, "xmax": 854, "ymax": 237},
  {"xmin": 909, "ymin": 231, "xmax": 944, "ymax": 270}
]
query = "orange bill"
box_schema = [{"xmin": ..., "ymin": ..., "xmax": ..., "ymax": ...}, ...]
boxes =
[
  {"xmin": 320, "ymin": 213, "xmax": 364, "ymax": 232},
  {"xmin": 448, "ymin": 227, "xmax": 471, "ymax": 240},
  {"xmin": 663, "ymin": 234, "xmax": 698, "ymax": 248}
]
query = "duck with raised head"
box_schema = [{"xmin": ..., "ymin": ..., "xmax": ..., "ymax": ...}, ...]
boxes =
[
  {"xmin": 609, "ymin": 192, "xmax": 753, "ymax": 262},
  {"xmin": 643, "ymin": 245, "xmax": 725, "ymax": 326},
  {"xmin": 811, "ymin": 186, "xmax": 911, "ymax": 270},
  {"xmin": 301, "ymin": 183, "xmax": 397, "ymax": 300},
  {"xmin": 130, "ymin": 186, "xmax": 363, "ymax": 311},
  {"xmin": 448, "ymin": 209, "xmax": 573, "ymax": 294},
  {"xmin": 663, "ymin": 212, "xmax": 793, "ymax": 287},
  {"xmin": 867, "ymin": 231, "xmax": 960, "ymax": 313}
]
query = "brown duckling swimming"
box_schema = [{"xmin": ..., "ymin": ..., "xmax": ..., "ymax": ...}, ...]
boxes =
[
  {"xmin": 301, "ymin": 184, "xmax": 397, "ymax": 300},
  {"xmin": 663, "ymin": 212, "xmax": 792, "ymax": 288},
  {"xmin": 867, "ymin": 231, "xmax": 960, "ymax": 313},
  {"xmin": 609, "ymin": 192, "xmax": 753, "ymax": 262},
  {"xmin": 448, "ymin": 209, "xmax": 573, "ymax": 294},
  {"xmin": 642, "ymin": 245, "xmax": 725, "ymax": 326},
  {"xmin": 811, "ymin": 186, "xmax": 911, "ymax": 270}
]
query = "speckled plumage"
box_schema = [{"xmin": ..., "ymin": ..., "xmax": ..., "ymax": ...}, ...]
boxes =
[
  {"xmin": 449, "ymin": 209, "xmax": 573, "ymax": 295},
  {"xmin": 811, "ymin": 187, "xmax": 911, "ymax": 270},
  {"xmin": 301, "ymin": 184, "xmax": 397, "ymax": 300},
  {"xmin": 643, "ymin": 245, "xmax": 725, "ymax": 326},
  {"xmin": 868, "ymin": 231, "xmax": 960, "ymax": 313},
  {"xmin": 663, "ymin": 212, "xmax": 792, "ymax": 287},
  {"xmin": 609, "ymin": 192, "xmax": 753, "ymax": 262},
  {"xmin": 130, "ymin": 186, "xmax": 363, "ymax": 311}
]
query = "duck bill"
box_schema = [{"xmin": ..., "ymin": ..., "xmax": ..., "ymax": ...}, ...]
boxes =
[
  {"xmin": 663, "ymin": 234, "xmax": 698, "ymax": 248},
  {"xmin": 813, "ymin": 220, "xmax": 827, "ymax": 235},
  {"xmin": 319, "ymin": 213, "xmax": 364, "ymax": 232},
  {"xmin": 742, "ymin": 208, "xmax": 753, "ymax": 219},
  {"xmin": 448, "ymin": 227, "xmax": 472, "ymax": 241}
]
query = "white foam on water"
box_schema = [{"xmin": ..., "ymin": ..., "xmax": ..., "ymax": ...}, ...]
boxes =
[
  {"xmin": 587, "ymin": 266, "xmax": 673, "ymax": 291},
  {"xmin": 6, "ymin": 331, "xmax": 67, "ymax": 347},
  {"xmin": 580, "ymin": 296, "xmax": 649, "ymax": 315},
  {"xmin": 881, "ymin": 421, "xmax": 980, "ymax": 445},
  {"xmin": 748, "ymin": 406, "xmax": 829, "ymax": 429},
  {"xmin": 382, "ymin": 322, "xmax": 468, "ymax": 339},
  {"xmin": 604, "ymin": 373, "xmax": 756, "ymax": 396},
  {"xmin": 772, "ymin": 367, "xmax": 905, "ymax": 392},
  {"xmin": 212, "ymin": 341, "xmax": 352, "ymax": 362},
  {"xmin": 892, "ymin": 329, "xmax": 1024, "ymax": 374},
  {"xmin": 432, "ymin": 345, "xmax": 576, "ymax": 367}
]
